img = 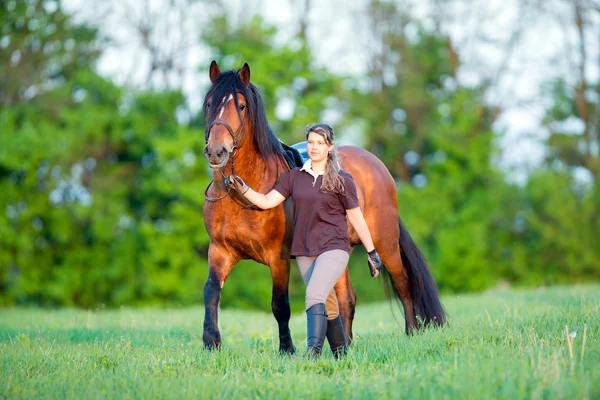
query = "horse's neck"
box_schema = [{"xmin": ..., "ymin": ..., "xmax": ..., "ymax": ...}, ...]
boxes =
[{"xmin": 226, "ymin": 147, "xmax": 288, "ymax": 188}]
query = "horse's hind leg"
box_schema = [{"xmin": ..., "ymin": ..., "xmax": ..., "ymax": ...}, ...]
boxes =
[
  {"xmin": 269, "ymin": 259, "xmax": 295, "ymax": 354},
  {"xmin": 203, "ymin": 245, "xmax": 237, "ymax": 349},
  {"xmin": 379, "ymin": 244, "xmax": 418, "ymax": 333},
  {"xmin": 334, "ymin": 267, "xmax": 357, "ymax": 345}
]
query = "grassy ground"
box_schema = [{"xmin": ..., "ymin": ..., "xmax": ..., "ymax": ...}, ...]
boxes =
[{"xmin": 1, "ymin": 284, "xmax": 598, "ymax": 399}]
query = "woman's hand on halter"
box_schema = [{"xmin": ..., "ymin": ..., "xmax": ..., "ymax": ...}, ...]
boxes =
[
  {"xmin": 367, "ymin": 249, "xmax": 383, "ymax": 278},
  {"xmin": 227, "ymin": 174, "xmax": 249, "ymax": 195},
  {"xmin": 226, "ymin": 174, "xmax": 286, "ymax": 210}
]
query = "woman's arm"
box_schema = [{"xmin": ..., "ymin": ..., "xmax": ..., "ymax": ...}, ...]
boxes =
[
  {"xmin": 228, "ymin": 175, "xmax": 286, "ymax": 210},
  {"xmin": 244, "ymin": 187, "xmax": 286, "ymax": 210},
  {"xmin": 346, "ymin": 207, "xmax": 375, "ymax": 251},
  {"xmin": 346, "ymin": 207, "xmax": 383, "ymax": 277}
]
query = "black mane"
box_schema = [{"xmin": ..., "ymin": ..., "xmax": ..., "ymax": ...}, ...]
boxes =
[{"xmin": 203, "ymin": 68, "xmax": 286, "ymax": 161}]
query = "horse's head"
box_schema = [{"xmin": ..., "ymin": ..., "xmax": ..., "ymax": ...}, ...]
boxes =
[
  {"xmin": 202, "ymin": 61, "xmax": 286, "ymax": 171},
  {"xmin": 202, "ymin": 60, "xmax": 252, "ymax": 169}
]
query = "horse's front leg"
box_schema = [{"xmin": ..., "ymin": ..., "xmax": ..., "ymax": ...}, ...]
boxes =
[
  {"xmin": 269, "ymin": 258, "xmax": 295, "ymax": 354},
  {"xmin": 203, "ymin": 244, "xmax": 238, "ymax": 350}
]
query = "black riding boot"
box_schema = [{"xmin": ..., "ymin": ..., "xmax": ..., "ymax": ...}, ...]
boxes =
[
  {"xmin": 326, "ymin": 315, "xmax": 347, "ymax": 359},
  {"xmin": 306, "ymin": 303, "xmax": 328, "ymax": 359}
]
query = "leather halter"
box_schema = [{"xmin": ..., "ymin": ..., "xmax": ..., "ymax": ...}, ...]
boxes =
[
  {"xmin": 203, "ymin": 110, "xmax": 248, "ymax": 203},
  {"xmin": 206, "ymin": 116, "xmax": 246, "ymax": 151}
]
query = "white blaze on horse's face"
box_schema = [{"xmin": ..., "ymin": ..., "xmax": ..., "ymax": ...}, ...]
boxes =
[{"xmin": 217, "ymin": 94, "xmax": 233, "ymax": 119}]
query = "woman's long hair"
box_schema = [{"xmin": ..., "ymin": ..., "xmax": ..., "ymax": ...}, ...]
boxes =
[{"xmin": 305, "ymin": 123, "xmax": 345, "ymax": 194}]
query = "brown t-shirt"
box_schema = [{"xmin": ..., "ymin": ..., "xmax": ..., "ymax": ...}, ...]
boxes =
[{"xmin": 273, "ymin": 168, "xmax": 359, "ymax": 256}]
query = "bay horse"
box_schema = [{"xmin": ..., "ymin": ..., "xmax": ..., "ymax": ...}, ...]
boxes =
[{"xmin": 202, "ymin": 60, "xmax": 446, "ymax": 353}]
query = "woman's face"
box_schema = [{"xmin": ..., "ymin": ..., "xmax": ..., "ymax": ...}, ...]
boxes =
[{"xmin": 307, "ymin": 131, "xmax": 333, "ymax": 164}]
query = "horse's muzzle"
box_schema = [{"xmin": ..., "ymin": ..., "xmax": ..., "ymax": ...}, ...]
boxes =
[{"xmin": 204, "ymin": 144, "xmax": 231, "ymax": 169}]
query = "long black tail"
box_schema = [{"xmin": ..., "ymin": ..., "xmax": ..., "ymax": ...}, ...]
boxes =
[{"xmin": 382, "ymin": 218, "xmax": 446, "ymax": 328}]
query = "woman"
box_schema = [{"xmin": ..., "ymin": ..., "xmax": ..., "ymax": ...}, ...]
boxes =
[{"xmin": 228, "ymin": 123, "xmax": 383, "ymax": 359}]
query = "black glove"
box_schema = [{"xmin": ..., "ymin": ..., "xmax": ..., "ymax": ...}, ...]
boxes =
[
  {"xmin": 367, "ymin": 249, "xmax": 383, "ymax": 278},
  {"xmin": 226, "ymin": 174, "xmax": 249, "ymax": 195}
]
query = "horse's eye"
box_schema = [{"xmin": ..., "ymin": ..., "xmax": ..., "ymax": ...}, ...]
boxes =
[
  {"xmin": 239, "ymin": 104, "xmax": 246, "ymax": 111},
  {"xmin": 206, "ymin": 102, "xmax": 211, "ymax": 109}
]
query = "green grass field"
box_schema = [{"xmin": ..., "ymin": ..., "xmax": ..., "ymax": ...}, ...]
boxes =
[{"xmin": 1, "ymin": 284, "xmax": 598, "ymax": 399}]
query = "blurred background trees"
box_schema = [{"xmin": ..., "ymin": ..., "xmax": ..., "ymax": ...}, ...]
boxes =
[{"xmin": 1, "ymin": 0, "xmax": 598, "ymax": 310}]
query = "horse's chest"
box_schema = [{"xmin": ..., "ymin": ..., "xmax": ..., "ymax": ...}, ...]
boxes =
[{"xmin": 206, "ymin": 207, "xmax": 286, "ymax": 243}]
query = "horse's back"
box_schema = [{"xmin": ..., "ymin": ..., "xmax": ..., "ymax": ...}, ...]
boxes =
[{"xmin": 338, "ymin": 146, "xmax": 398, "ymax": 207}]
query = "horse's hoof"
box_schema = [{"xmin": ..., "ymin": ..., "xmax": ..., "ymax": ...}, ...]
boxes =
[
  {"xmin": 280, "ymin": 350, "xmax": 297, "ymax": 358},
  {"xmin": 203, "ymin": 340, "xmax": 222, "ymax": 350},
  {"xmin": 279, "ymin": 344, "xmax": 296, "ymax": 355}
]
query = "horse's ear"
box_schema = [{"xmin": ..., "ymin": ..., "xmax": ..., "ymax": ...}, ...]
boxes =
[
  {"xmin": 209, "ymin": 60, "xmax": 221, "ymax": 83},
  {"xmin": 240, "ymin": 63, "xmax": 250, "ymax": 87}
]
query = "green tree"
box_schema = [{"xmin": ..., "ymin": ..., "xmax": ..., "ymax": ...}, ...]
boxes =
[
  {"xmin": 0, "ymin": 0, "xmax": 100, "ymax": 107},
  {"xmin": 396, "ymin": 85, "xmax": 522, "ymax": 292},
  {"xmin": 0, "ymin": 67, "xmax": 213, "ymax": 306},
  {"xmin": 509, "ymin": 74, "xmax": 600, "ymax": 286},
  {"xmin": 0, "ymin": 0, "xmax": 213, "ymax": 307}
]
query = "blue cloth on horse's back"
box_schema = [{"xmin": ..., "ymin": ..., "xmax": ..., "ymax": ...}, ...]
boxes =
[
  {"xmin": 281, "ymin": 141, "xmax": 306, "ymax": 168},
  {"xmin": 289, "ymin": 142, "xmax": 308, "ymax": 165}
]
